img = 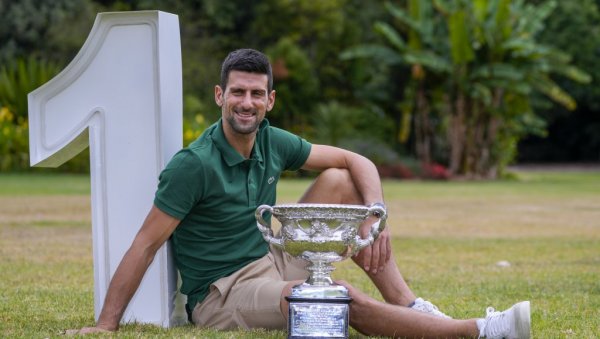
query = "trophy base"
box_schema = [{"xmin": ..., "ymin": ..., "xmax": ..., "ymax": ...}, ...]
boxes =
[{"xmin": 285, "ymin": 284, "xmax": 352, "ymax": 339}]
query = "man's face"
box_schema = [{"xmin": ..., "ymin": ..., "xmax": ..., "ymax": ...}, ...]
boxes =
[{"xmin": 215, "ymin": 70, "xmax": 275, "ymax": 135}]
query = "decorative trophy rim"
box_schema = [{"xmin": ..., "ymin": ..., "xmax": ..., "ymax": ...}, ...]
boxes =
[
  {"xmin": 272, "ymin": 203, "xmax": 369, "ymax": 209},
  {"xmin": 269, "ymin": 203, "xmax": 372, "ymax": 219}
]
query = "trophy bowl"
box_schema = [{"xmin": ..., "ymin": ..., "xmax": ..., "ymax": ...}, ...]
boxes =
[{"xmin": 255, "ymin": 203, "xmax": 387, "ymax": 286}]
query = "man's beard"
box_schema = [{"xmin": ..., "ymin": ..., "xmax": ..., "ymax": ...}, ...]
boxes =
[{"xmin": 226, "ymin": 112, "xmax": 262, "ymax": 135}]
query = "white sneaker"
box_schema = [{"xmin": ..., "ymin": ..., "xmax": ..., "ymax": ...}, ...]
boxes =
[
  {"xmin": 478, "ymin": 301, "xmax": 531, "ymax": 339},
  {"xmin": 410, "ymin": 297, "xmax": 452, "ymax": 319}
]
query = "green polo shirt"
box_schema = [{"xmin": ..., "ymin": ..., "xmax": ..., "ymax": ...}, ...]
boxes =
[{"xmin": 154, "ymin": 118, "xmax": 311, "ymax": 311}]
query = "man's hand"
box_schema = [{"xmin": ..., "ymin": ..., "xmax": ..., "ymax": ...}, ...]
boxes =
[{"xmin": 352, "ymin": 220, "xmax": 391, "ymax": 275}]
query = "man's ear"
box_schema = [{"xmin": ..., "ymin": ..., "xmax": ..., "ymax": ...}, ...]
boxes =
[
  {"xmin": 215, "ymin": 85, "xmax": 224, "ymax": 107},
  {"xmin": 267, "ymin": 90, "xmax": 276, "ymax": 111}
]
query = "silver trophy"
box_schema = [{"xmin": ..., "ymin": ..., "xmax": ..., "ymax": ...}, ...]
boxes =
[{"xmin": 255, "ymin": 203, "xmax": 387, "ymax": 338}]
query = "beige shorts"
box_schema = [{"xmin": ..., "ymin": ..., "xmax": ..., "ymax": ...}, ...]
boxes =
[{"xmin": 191, "ymin": 245, "xmax": 309, "ymax": 330}]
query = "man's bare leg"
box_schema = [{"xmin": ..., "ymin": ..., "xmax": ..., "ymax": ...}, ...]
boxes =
[
  {"xmin": 298, "ymin": 168, "xmax": 416, "ymax": 306},
  {"xmin": 340, "ymin": 281, "xmax": 480, "ymax": 338},
  {"xmin": 359, "ymin": 257, "xmax": 417, "ymax": 306}
]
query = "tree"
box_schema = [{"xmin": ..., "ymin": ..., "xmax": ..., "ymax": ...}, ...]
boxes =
[
  {"xmin": 0, "ymin": 0, "xmax": 96, "ymax": 65},
  {"xmin": 518, "ymin": 0, "xmax": 600, "ymax": 162},
  {"xmin": 342, "ymin": 0, "xmax": 590, "ymax": 178},
  {"xmin": 266, "ymin": 38, "xmax": 318, "ymax": 134}
]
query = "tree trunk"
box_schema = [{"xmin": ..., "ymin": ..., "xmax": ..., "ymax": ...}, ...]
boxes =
[
  {"xmin": 415, "ymin": 85, "xmax": 432, "ymax": 164},
  {"xmin": 478, "ymin": 88, "xmax": 504, "ymax": 179},
  {"xmin": 448, "ymin": 92, "xmax": 466, "ymax": 175},
  {"xmin": 463, "ymin": 97, "xmax": 478, "ymax": 178}
]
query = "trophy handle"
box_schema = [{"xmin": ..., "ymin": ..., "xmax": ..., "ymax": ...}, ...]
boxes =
[
  {"xmin": 354, "ymin": 204, "xmax": 388, "ymax": 250},
  {"xmin": 255, "ymin": 204, "xmax": 284, "ymax": 248}
]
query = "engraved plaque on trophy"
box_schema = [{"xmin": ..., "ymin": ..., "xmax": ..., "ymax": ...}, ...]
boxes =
[{"xmin": 256, "ymin": 203, "xmax": 387, "ymax": 338}]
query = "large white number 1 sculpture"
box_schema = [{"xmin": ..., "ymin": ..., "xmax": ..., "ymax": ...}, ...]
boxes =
[{"xmin": 28, "ymin": 11, "xmax": 185, "ymax": 326}]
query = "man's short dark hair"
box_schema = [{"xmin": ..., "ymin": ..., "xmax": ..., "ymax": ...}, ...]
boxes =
[{"xmin": 220, "ymin": 49, "xmax": 273, "ymax": 92}]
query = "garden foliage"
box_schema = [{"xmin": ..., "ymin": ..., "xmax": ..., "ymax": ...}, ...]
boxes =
[{"xmin": 0, "ymin": 0, "xmax": 597, "ymax": 177}]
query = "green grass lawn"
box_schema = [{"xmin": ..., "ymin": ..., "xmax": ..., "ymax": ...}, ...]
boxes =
[{"xmin": 1, "ymin": 170, "xmax": 599, "ymax": 338}]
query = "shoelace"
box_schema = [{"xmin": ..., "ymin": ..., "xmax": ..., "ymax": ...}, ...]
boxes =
[
  {"xmin": 420, "ymin": 300, "xmax": 440, "ymax": 312},
  {"xmin": 480, "ymin": 307, "xmax": 509, "ymax": 338},
  {"xmin": 411, "ymin": 299, "xmax": 432, "ymax": 311},
  {"xmin": 412, "ymin": 298, "xmax": 450, "ymax": 318},
  {"xmin": 413, "ymin": 299, "xmax": 447, "ymax": 317}
]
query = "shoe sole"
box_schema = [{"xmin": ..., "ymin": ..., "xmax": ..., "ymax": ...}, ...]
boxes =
[{"xmin": 512, "ymin": 301, "xmax": 531, "ymax": 339}]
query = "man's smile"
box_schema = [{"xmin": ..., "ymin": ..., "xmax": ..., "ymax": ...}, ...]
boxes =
[{"xmin": 234, "ymin": 109, "xmax": 257, "ymax": 120}]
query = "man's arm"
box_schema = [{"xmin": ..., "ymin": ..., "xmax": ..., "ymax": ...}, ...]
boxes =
[
  {"xmin": 301, "ymin": 144, "xmax": 391, "ymax": 274},
  {"xmin": 74, "ymin": 205, "xmax": 180, "ymax": 334}
]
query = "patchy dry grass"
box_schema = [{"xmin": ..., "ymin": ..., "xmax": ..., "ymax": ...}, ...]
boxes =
[{"xmin": 1, "ymin": 170, "xmax": 599, "ymax": 338}]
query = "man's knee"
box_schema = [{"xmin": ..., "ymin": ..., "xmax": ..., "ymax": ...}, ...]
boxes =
[
  {"xmin": 300, "ymin": 168, "xmax": 362, "ymax": 204},
  {"xmin": 319, "ymin": 168, "xmax": 353, "ymax": 187}
]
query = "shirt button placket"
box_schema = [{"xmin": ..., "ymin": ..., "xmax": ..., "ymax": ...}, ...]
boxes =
[{"xmin": 248, "ymin": 161, "xmax": 257, "ymax": 206}]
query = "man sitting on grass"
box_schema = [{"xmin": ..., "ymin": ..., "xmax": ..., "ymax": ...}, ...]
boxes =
[{"xmin": 71, "ymin": 48, "xmax": 531, "ymax": 338}]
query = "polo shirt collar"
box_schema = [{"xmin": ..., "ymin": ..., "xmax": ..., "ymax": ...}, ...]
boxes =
[{"xmin": 212, "ymin": 119, "xmax": 267, "ymax": 167}]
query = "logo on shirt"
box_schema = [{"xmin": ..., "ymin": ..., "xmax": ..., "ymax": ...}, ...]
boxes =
[{"xmin": 268, "ymin": 176, "xmax": 275, "ymax": 184}]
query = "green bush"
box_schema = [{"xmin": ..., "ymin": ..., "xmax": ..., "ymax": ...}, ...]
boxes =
[
  {"xmin": 0, "ymin": 106, "xmax": 28, "ymax": 171},
  {"xmin": 0, "ymin": 57, "xmax": 71, "ymax": 172}
]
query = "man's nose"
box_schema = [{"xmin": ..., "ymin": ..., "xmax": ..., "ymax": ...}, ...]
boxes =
[{"xmin": 240, "ymin": 92, "xmax": 253, "ymax": 109}]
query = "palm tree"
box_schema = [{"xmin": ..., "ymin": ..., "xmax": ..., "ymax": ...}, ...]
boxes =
[{"xmin": 342, "ymin": 0, "xmax": 590, "ymax": 178}]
